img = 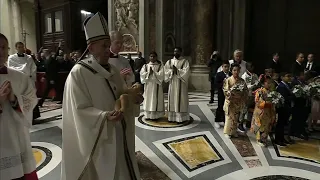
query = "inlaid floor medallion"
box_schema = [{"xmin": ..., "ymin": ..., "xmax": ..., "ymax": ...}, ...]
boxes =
[{"xmin": 251, "ymin": 175, "xmax": 309, "ymax": 180}]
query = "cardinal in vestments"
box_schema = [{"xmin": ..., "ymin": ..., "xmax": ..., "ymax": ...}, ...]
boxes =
[{"xmin": 0, "ymin": 33, "xmax": 39, "ymax": 180}]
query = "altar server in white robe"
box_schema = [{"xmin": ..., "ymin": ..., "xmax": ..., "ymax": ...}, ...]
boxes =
[
  {"xmin": 8, "ymin": 41, "xmax": 40, "ymax": 121},
  {"xmin": 61, "ymin": 12, "xmax": 142, "ymax": 180},
  {"xmin": 0, "ymin": 33, "xmax": 39, "ymax": 180},
  {"xmin": 164, "ymin": 47, "xmax": 190, "ymax": 122},
  {"xmin": 108, "ymin": 31, "xmax": 135, "ymax": 87},
  {"xmin": 140, "ymin": 51, "xmax": 164, "ymax": 120},
  {"xmin": 8, "ymin": 42, "xmax": 37, "ymax": 82}
]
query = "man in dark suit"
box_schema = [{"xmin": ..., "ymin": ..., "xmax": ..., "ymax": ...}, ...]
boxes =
[
  {"xmin": 38, "ymin": 42, "xmax": 62, "ymax": 106},
  {"xmin": 291, "ymin": 53, "xmax": 305, "ymax": 76},
  {"xmin": 276, "ymin": 72, "xmax": 294, "ymax": 146},
  {"xmin": 268, "ymin": 53, "xmax": 282, "ymax": 73},
  {"xmin": 134, "ymin": 51, "xmax": 146, "ymax": 84},
  {"xmin": 214, "ymin": 60, "xmax": 231, "ymax": 128},
  {"xmin": 305, "ymin": 54, "xmax": 319, "ymax": 76},
  {"xmin": 207, "ymin": 51, "xmax": 222, "ymax": 104},
  {"xmin": 290, "ymin": 71, "xmax": 309, "ymax": 140}
]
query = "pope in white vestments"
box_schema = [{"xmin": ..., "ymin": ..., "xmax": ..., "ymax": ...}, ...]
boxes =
[
  {"xmin": 61, "ymin": 12, "xmax": 141, "ymax": 180},
  {"xmin": 0, "ymin": 33, "xmax": 39, "ymax": 180},
  {"xmin": 140, "ymin": 52, "xmax": 165, "ymax": 120},
  {"xmin": 164, "ymin": 47, "xmax": 190, "ymax": 122}
]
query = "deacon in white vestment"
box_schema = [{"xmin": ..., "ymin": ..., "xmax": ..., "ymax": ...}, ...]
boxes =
[
  {"xmin": 8, "ymin": 42, "xmax": 37, "ymax": 82},
  {"xmin": 217, "ymin": 49, "xmax": 247, "ymax": 77},
  {"xmin": 61, "ymin": 12, "xmax": 141, "ymax": 180},
  {"xmin": 0, "ymin": 34, "xmax": 39, "ymax": 180},
  {"xmin": 164, "ymin": 47, "xmax": 190, "ymax": 122},
  {"xmin": 140, "ymin": 52, "xmax": 165, "ymax": 120}
]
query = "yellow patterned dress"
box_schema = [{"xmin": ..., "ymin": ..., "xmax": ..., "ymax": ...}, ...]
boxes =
[
  {"xmin": 223, "ymin": 76, "xmax": 248, "ymax": 136},
  {"xmin": 251, "ymin": 88, "xmax": 276, "ymax": 142}
]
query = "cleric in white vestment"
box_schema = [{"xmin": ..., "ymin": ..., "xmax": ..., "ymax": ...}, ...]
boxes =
[
  {"xmin": 140, "ymin": 51, "xmax": 165, "ymax": 120},
  {"xmin": 217, "ymin": 49, "xmax": 247, "ymax": 77},
  {"xmin": 164, "ymin": 47, "xmax": 190, "ymax": 122},
  {"xmin": 61, "ymin": 12, "xmax": 141, "ymax": 180},
  {"xmin": 8, "ymin": 41, "xmax": 40, "ymax": 121},
  {"xmin": 0, "ymin": 33, "xmax": 39, "ymax": 180},
  {"xmin": 8, "ymin": 42, "xmax": 37, "ymax": 82},
  {"xmin": 108, "ymin": 31, "xmax": 135, "ymax": 87}
]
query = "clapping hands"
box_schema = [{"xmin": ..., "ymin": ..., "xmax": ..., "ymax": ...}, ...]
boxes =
[{"xmin": 172, "ymin": 65, "xmax": 178, "ymax": 74}]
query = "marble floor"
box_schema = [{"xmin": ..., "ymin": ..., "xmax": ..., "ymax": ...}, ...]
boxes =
[{"xmin": 31, "ymin": 93, "xmax": 320, "ymax": 180}]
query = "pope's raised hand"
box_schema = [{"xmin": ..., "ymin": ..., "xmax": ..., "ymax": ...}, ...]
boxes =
[{"xmin": 107, "ymin": 110, "xmax": 123, "ymax": 122}]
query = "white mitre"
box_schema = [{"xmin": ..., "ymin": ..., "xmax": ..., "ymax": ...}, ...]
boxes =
[{"xmin": 83, "ymin": 12, "xmax": 109, "ymax": 44}]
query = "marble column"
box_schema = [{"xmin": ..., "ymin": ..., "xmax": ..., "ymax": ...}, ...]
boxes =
[
  {"xmin": 155, "ymin": 0, "xmax": 164, "ymax": 61},
  {"xmin": 189, "ymin": 0, "xmax": 214, "ymax": 91}
]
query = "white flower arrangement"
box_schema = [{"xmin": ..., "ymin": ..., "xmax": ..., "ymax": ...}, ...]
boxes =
[
  {"xmin": 230, "ymin": 83, "xmax": 246, "ymax": 93},
  {"xmin": 292, "ymin": 85, "xmax": 308, "ymax": 98},
  {"xmin": 265, "ymin": 91, "xmax": 285, "ymax": 107},
  {"xmin": 307, "ymin": 82, "xmax": 320, "ymax": 100}
]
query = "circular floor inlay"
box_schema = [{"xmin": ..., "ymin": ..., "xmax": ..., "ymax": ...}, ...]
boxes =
[
  {"xmin": 139, "ymin": 115, "xmax": 193, "ymax": 128},
  {"xmin": 136, "ymin": 113, "xmax": 201, "ymax": 131},
  {"xmin": 251, "ymin": 175, "xmax": 309, "ymax": 180},
  {"xmin": 31, "ymin": 142, "xmax": 62, "ymax": 178}
]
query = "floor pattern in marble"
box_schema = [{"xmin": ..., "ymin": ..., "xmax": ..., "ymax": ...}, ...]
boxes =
[{"xmin": 30, "ymin": 93, "xmax": 320, "ymax": 180}]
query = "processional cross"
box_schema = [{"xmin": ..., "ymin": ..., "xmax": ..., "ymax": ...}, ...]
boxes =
[{"xmin": 21, "ymin": 30, "xmax": 29, "ymax": 47}]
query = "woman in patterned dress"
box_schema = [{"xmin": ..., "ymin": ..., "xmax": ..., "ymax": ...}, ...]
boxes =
[
  {"xmin": 251, "ymin": 76, "xmax": 276, "ymax": 146},
  {"xmin": 223, "ymin": 63, "xmax": 248, "ymax": 138}
]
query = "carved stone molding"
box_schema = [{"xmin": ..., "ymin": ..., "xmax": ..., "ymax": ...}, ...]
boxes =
[{"xmin": 114, "ymin": 0, "xmax": 139, "ymax": 52}]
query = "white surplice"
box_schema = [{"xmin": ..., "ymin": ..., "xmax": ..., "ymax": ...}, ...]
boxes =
[
  {"xmin": 108, "ymin": 55, "xmax": 135, "ymax": 87},
  {"xmin": 164, "ymin": 57, "xmax": 190, "ymax": 122},
  {"xmin": 0, "ymin": 67, "xmax": 38, "ymax": 180},
  {"xmin": 61, "ymin": 57, "xmax": 140, "ymax": 180},
  {"xmin": 8, "ymin": 54, "xmax": 37, "ymax": 82},
  {"xmin": 140, "ymin": 61, "xmax": 165, "ymax": 119}
]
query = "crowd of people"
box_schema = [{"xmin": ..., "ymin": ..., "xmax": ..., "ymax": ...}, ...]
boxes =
[
  {"xmin": 1, "ymin": 10, "xmax": 319, "ymax": 180},
  {"xmin": 208, "ymin": 50, "xmax": 320, "ymax": 147}
]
